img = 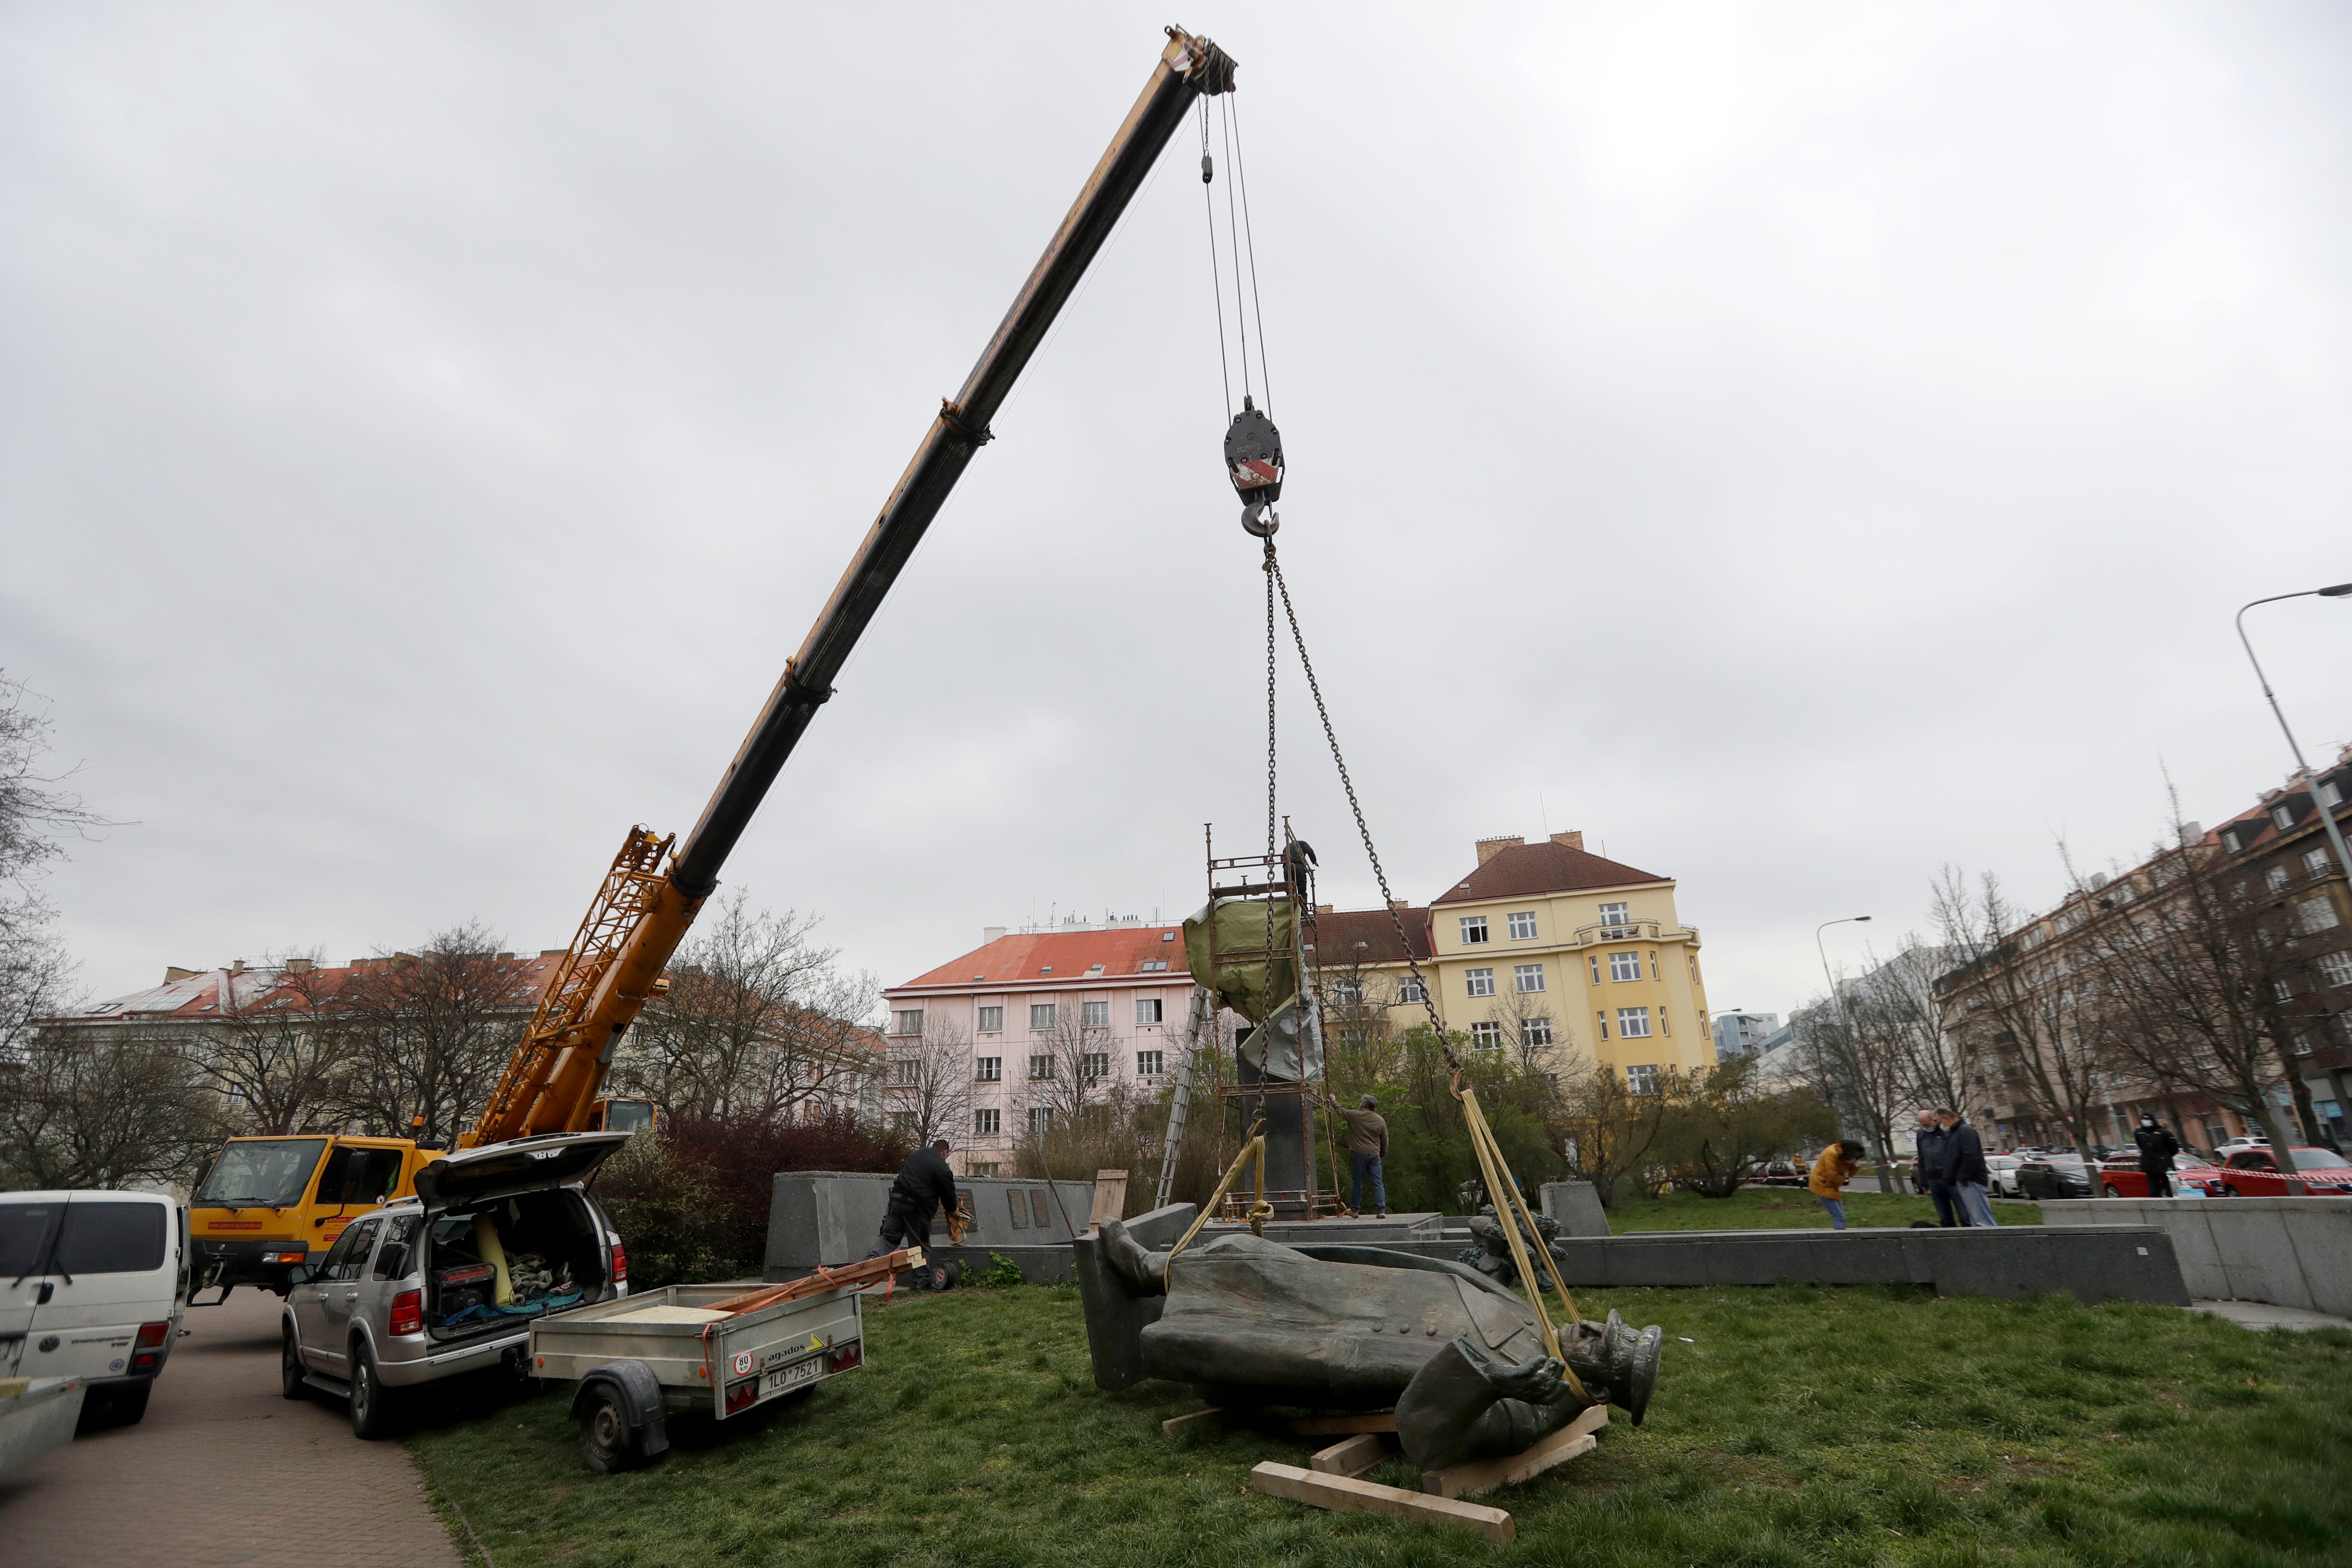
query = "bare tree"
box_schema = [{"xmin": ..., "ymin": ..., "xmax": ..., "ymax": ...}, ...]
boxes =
[
  {"xmin": 1015, "ymin": 995, "xmax": 1129, "ymax": 1177},
  {"xmin": 1787, "ymin": 991, "xmax": 1908, "ymax": 1191},
  {"xmin": 0, "ymin": 1024, "xmax": 222, "ymax": 1189},
  {"xmin": 193, "ymin": 955, "xmax": 356, "ymax": 1135},
  {"xmin": 883, "ymin": 1014, "xmax": 974, "ymax": 1148},
  {"xmin": 1932, "ymin": 867, "xmax": 2109, "ymax": 1163},
  {"xmin": 332, "ymin": 922, "xmax": 534, "ymax": 1145},
  {"xmin": 0, "ymin": 671, "xmax": 110, "ymax": 940},
  {"xmin": 1314, "ymin": 953, "xmax": 1405, "ymax": 1085},
  {"xmin": 1551, "ymin": 1059, "xmax": 1674, "ymax": 1208},
  {"xmin": 1482, "ymin": 984, "xmax": 1562, "ymax": 1077},
  {"xmin": 611, "ymin": 890, "xmax": 879, "ymax": 1122}
]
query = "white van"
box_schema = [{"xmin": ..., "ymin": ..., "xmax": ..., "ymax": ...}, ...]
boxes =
[{"xmin": 1, "ymin": 1190, "xmax": 189, "ymax": 1427}]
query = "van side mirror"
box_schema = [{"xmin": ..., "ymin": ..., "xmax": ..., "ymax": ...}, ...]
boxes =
[{"xmin": 286, "ymin": 1265, "xmax": 315, "ymax": 1286}]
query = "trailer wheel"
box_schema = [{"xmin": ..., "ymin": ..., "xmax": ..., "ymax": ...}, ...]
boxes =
[
  {"xmin": 938, "ymin": 1260, "xmax": 962, "ymax": 1290},
  {"xmin": 579, "ymin": 1383, "xmax": 651, "ymax": 1473}
]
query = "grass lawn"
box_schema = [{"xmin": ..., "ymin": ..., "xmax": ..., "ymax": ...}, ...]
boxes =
[
  {"xmin": 406, "ymin": 1279, "xmax": 2352, "ymax": 1568},
  {"xmin": 1603, "ymin": 1184, "xmax": 2043, "ymax": 1232}
]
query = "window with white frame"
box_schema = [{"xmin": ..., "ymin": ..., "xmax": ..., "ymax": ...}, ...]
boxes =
[
  {"xmin": 1649, "ymin": 951, "xmax": 1660, "ymax": 980},
  {"xmin": 2324, "ymin": 779, "xmax": 2346, "ymax": 808},
  {"xmin": 1136, "ymin": 1049, "xmax": 1164, "ymax": 1077},
  {"xmin": 1029, "ymin": 1106, "xmax": 1052, "ymax": 1135},
  {"xmin": 1588, "ymin": 955, "xmax": 1601, "ymax": 984},
  {"xmin": 1598, "ymin": 902, "xmax": 1630, "ymax": 931},
  {"xmin": 1399, "ymin": 976, "xmax": 1426, "ymax": 1004},
  {"xmin": 1507, "ymin": 911, "xmax": 1537, "ymax": 940},
  {"xmin": 890, "ymin": 1111, "xmax": 916, "ymax": 1136},
  {"xmin": 1460, "ymin": 915, "xmax": 1490, "ymax": 944},
  {"xmin": 1029, "ymin": 1054, "xmax": 1055, "ymax": 1079},
  {"xmin": 1626, "ymin": 1064, "xmax": 1660, "ymax": 1096},
  {"xmin": 1617, "ymin": 1006, "xmax": 1653, "ymax": 1038},
  {"xmin": 892, "ymin": 1009, "xmax": 924, "ymax": 1036},
  {"xmin": 976, "ymin": 1057, "xmax": 1001, "ymax": 1082},
  {"xmin": 1522, "ymin": 1017, "xmax": 1553, "ymax": 1048},
  {"xmin": 1608, "ymin": 952, "xmax": 1641, "ymax": 982},
  {"xmin": 2273, "ymin": 804, "xmax": 2297, "ymax": 831},
  {"xmin": 891, "ymin": 1058, "xmax": 918, "ymax": 1085},
  {"xmin": 2307, "ymin": 848, "xmax": 2334, "ymax": 877},
  {"xmin": 2300, "ymin": 898, "xmax": 2342, "ymax": 934},
  {"xmin": 1465, "ymin": 967, "xmax": 1495, "ymax": 998},
  {"xmin": 977, "ymin": 1005, "xmax": 1004, "ymax": 1033},
  {"xmin": 1139, "ymin": 959, "xmax": 1169, "ymax": 972},
  {"xmin": 2267, "ymin": 866, "xmax": 2292, "ymax": 893},
  {"xmin": 1030, "ymin": 1003, "xmax": 1056, "ymax": 1030},
  {"xmin": 1514, "ymin": 963, "xmax": 1546, "ymax": 993},
  {"xmin": 974, "ymin": 1107, "xmax": 1000, "ymax": 1136},
  {"xmin": 968, "ymin": 1161, "xmax": 999, "ymax": 1177},
  {"xmin": 1596, "ymin": 1011, "xmax": 1609, "ymax": 1040},
  {"xmin": 1470, "ymin": 1020, "xmax": 1501, "ymax": 1047},
  {"xmin": 1331, "ymin": 979, "xmax": 1364, "ymax": 1004},
  {"xmin": 2274, "ymin": 980, "xmax": 2295, "ymax": 1002},
  {"xmin": 1081, "ymin": 1051, "xmax": 1110, "ymax": 1079},
  {"xmin": 2316, "ymin": 950, "xmax": 2352, "ymax": 988},
  {"xmin": 1081, "ymin": 999, "xmax": 1109, "ymax": 1028},
  {"xmin": 1136, "ymin": 997, "xmax": 1163, "ymax": 1025}
]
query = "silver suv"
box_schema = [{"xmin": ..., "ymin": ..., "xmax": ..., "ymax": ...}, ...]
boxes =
[{"xmin": 281, "ymin": 1131, "xmax": 631, "ymax": 1437}]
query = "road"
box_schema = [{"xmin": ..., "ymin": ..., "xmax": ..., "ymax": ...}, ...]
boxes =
[{"xmin": 0, "ymin": 1283, "xmax": 462, "ymax": 1568}]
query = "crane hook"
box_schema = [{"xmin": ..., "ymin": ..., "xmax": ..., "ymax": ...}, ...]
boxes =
[{"xmin": 1225, "ymin": 394, "xmax": 1283, "ymax": 535}]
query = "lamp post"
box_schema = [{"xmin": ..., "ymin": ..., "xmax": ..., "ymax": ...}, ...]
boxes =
[
  {"xmin": 1815, "ymin": 915, "xmax": 1876, "ymax": 1186},
  {"xmin": 2236, "ymin": 585, "xmax": 2352, "ymax": 890}
]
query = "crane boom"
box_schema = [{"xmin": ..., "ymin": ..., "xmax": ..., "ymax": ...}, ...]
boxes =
[{"xmin": 465, "ymin": 27, "xmax": 1240, "ymax": 1148}]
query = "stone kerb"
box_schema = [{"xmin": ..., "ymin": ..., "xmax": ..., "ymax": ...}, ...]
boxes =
[{"xmin": 2041, "ymin": 1197, "xmax": 2352, "ymax": 1316}]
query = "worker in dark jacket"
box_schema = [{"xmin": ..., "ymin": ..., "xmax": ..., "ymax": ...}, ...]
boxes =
[
  {"xmin": 1934, "ymin": 1109, "xmax": 1995, "ymax": 1227},
  {"xmin": 864, "ymin": 1139, "xmax": 959, "ymax": 1260},
  {"xmin": 2133, "ymin": 1113, "xmax": 2181, "ymax": 1197},
  {"xmin": 1914, "ymin": 1110, "xmax": 1958, "ymax": 1226}
]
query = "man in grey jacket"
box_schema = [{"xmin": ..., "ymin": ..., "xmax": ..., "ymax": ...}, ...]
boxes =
[
  {"xmin": 1935, "ymin": 1109, "xmax": 1997, "ymax": 1227},
  {"xmin": 1326, "ymin": 1093, "xmax": 1389, "ymax": 1218}
]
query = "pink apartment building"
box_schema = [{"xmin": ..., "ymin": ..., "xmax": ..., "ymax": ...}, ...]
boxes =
[{"xmin": 882, "ymin": 922, "xmax": 1202, "ymax": 1176}]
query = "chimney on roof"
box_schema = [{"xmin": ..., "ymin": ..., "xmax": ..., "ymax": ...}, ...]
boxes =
[
  {"xmin": 1550, "ymin": 830, "xmax": 1585, "ymax": 851},
  {"xmin": 1389, "ymin": 899, "xmax": 1412, "ymax": 913},
  {"xmin": 1314, "ymin": 903, "xmax": 1334, "ymax": 914},
  {"xmin": 1475, "ymin": 836, "xmax": 1525, "ymax": 866},
  {"xmin": 983, "ymin": 926, "xmax": 1006, "ymax": 945},
  {"xmin": 284, "ymin": 957, "xmax": 312, "ymax": 974},
  {"xmin": 165, "ymin": 966, "xmax": 199, "ymax": 984},
  {"xmin": 230, "ymin": 959, "xmax": 245, "ymax": 974}
]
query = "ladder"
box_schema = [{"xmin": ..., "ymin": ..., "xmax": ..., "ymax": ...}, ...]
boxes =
[{"xmin": 1155, "ymin": 984, "xmax": 1215, "ymax": 1209}]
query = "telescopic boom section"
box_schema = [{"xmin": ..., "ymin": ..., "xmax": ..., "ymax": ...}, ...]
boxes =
[{"xmin": 464, "ymin": 28, "xmax": 1238, "ymax": 1149}]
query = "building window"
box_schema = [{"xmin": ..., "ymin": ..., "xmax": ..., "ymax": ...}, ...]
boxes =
[
  {"xmin": 1398, "ymin": 977, "xmax": 1426, "ymax": 1004},
  {"xmin": 1626, "ymin": 1064, "xmax": 1659, "ymax": 1096},
  {"xmin": 2323, "ymin": 780, "xmax": 2345, "ymax": 808},
  {"xmin": 1608, "ymin": 952, "xmax": 1641, "ymax": 982},
  {"xmin": 1139, "ymin": 959, "xmax": 1169, "ymax": 972},
  {"xmin": 2318, "ymin": 950, "xmax": 2352, "ymax": 989},
  {"xmin": 1136, "ymin": 1049, "xmax": 1164, "ymax": 1077},
  {"xmin": 968, "ymin": 1161, "xmax": 1000, "ymax": 1177},
  {"xmin": 2272, "ymin": 804, "xmax": 2297, "ymax": 831},
  {"xmin": 976, "ymin": 1057, "xmax": 1001, "ymax": 1082},
  {"xmin": 1460, "ymin": 916, "xmax": 1490, "ymax": 944},
  {"xmin": 2300, "ymin": 898, "xmax": 2342, "ymax": 934},
  {"xmin": 1507, "ymin": 911, "xmax": 1537, "ymax": 940},
  {"xmin": 1588, "ymin": 955, "xmax": 1601, "ymax": 984},
  {"xmin": 1596, "ymin": 1011, "xmax": 1609, "ymax": 1040},
  {"xmin": 2307, "ymin": 848, "xmax": 2334, "ymax": 877},
  {"xmin": 1029, "ymin": 1054, "xmax": 1055, "ymax": 1080},
  {"xmin": 1598, "ymin": 902, "xmax": 1630, "ymax": 932},
  {"xmin": 2267, "ymin": 865, "xmax": 2292, "ymax": 893},
  {"xmin": 1470, "ymin": 1020, "xmax": 1501, "ymax": 1048},
  {"xmin": 974, "ymin": 1108, "xmax": 1001, "ymax": 1136},
  {"xmin": 1465, "ymin": 967, "xmax": 1495, "ymax": 998},
  {"xmin": 890, "ymin": 1112, "xmax": 916, "ymax": 1136},
  {"xmin": 1331, "ymin": 979, "xmax": 1364, "ymax": 1004},
  {"xmin": 2275, "ymin": 979, "xmax": 2295, "ymax": 1003},
  {"xmin": 1081, "ymin": 999, "xmax": 1109, "ymax": 1028},
  {"xmin": 1649, "ymin": 951, "xmax": 1660, "ymax": 980},
  {"xmin": 891, "ymin": 1058, "xmax": 918, "ymax": 1085},
  {"xmin": 1514, "ymin": 964, "xmax": 1546, "ymax": 993},
  {"xmin": 1617, "ymin": 1007, "xmax": 1652, "ymax": 1039},
  {"xmin": 892, "ymin": 1009, "xmax": 924, "ymax": 1036},
  {"xmin": 1081, "ymin": 1051, "xmax": 1110, "ymax": 1079},
  {"xmin": 1029, "ymin": 1107, "xmax": 1052, "ymax": 1135},
  {"xmin": 1687, "ymin": 954, "xmax": 1700, "ymax": 982},
  {"xmin": 1523, "ymin": 1017, "xmax": 1553, "ymax": 1048},
  {"xmin": 1030, "ymin": 1003, "xmax": 1056, "ymax": 1031},
  {"xmin": 1136, "ymin": 997, "xmax": 1164, "ymax": 1025},
  {"xmin": 977, "ymin": 1005, "xmax": 1004, "ymax": 1033}
]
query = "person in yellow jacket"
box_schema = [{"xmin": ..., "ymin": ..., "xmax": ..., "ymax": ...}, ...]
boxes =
[{"xmin": 1808, "ymin": 1142, "xmax": 1864, "ymax": 1230}]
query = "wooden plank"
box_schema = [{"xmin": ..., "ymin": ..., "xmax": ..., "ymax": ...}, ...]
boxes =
[
  {"xmin": 1161, "ymin": 1406, "xmax": 1230, "ymax": 1436},
  {"xmin": 1250, "ymin": 1462, "xmax": 1514, "ymax": 1545},
  {"xmin": 1419, "ymin": 1405, "xmax": 1609, "ymax": 1499},
  {"xmin": 1090, "ymin": 1170, "xmax": 1130, "ymax": 1225},
  {"xmin": 1310, "ymin": 1433, "xmax": 1388, "ymax": 1478},
  {"xmin": 1285, "ymin": 1411, "xmax": 1397, "ymax": 1436}
]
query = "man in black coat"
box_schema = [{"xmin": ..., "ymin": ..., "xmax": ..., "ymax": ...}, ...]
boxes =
[
  {"xmin": 1935, "ymin": 1109, "xmax": 1996, "ymax": 1227},
  {"xmin": 2133, "ymin": 1113, "xmax": 2181, "ymax": 1198},
  {"xmin": 864, "ymin": 1139, "xmax": 959, "ymax": 1259},
  {"xmin": 1913, "ymin": 1110, "xmax": 1958, "ymax": 1226}
]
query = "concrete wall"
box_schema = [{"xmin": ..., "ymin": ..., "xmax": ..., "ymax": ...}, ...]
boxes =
[
  {"xmin": 764, "ymin": 1170, "xmax": 1096, "ymax": 1278},
  {"xmin": 2042, "ymin": 1197, "xmax": 2352, "ymax": 1316},
  {"xmin": 1353, "ymin": 1225, "xmax": 2188, "ymax": 1306},
  {"xmin": 1539, "ymin": 1181, "xmax": 1610, "ymax": 1237}
]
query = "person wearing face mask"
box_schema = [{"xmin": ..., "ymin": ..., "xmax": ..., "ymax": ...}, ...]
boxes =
[{"xmin": 2132, "ymin": 1113, "xmax": 2181, "ymax": 1198}]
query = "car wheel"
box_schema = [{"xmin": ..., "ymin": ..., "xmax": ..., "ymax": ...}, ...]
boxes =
[
  {"xmin": 348, "ymin": 1344, "xmax": 396, "ymax": 1440},
  {"xmin": 2220, "ymin": 1184, "xmax": 2240, "ymax": 1198},
  {"xmin": 578, "ymin": 1383, "xmax": 646, "ymax": 1474},
  {"xmin": 111, "ymin": 1380, "xmax": 151, "ymax": 1426},
  {"xmin": 282, "ymin": 1328, "xmax": 308, "ymax": 1400},
  {"xmin": 2102, "ymin": 1184, "xmax": 2121, "ymax": 1199}
]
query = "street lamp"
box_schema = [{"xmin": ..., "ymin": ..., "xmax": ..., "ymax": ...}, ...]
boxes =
[{"xmin": 2236, "ymin": 585, "xmax": 2352, "ymax": 891}]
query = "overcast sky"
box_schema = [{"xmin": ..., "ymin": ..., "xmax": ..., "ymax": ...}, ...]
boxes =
[{"xmin": 6, "ymin": 3, "xmax": 2349, "ymax": 1025}]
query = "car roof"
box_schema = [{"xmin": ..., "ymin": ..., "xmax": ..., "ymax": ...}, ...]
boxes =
[{"xmin": 1, "ymin": 1188, "xmax": 178, "ymax": 1204}]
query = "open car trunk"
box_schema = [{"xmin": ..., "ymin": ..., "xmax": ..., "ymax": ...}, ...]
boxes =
[{"xmin": 423, "ymin": 1188, "xmax": 611, "ymax": 1344}]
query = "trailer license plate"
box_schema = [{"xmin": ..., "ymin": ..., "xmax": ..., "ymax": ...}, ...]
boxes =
[{"xmin": 763, "ymin": 1358, "xmax": 819, "ymax": 1397}]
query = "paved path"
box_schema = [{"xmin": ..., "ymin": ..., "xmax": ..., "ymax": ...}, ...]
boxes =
[
  {"xmin": 0, "ymin": 1285, "xmax": 461, "ymax": 1568},
  {"xmin": 2190, "ymin": 1297, "xmax": 2352, "ymax": 1332}
]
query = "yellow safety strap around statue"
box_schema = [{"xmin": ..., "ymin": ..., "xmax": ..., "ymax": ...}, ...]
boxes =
[
  {"xmin": 1450, "ymin": 1068, "xmax": 1589, "ymax": 1401},
  {"xmin": 1164, "ymin": 1118, "xmax": 1270, "ymax": 1281}
]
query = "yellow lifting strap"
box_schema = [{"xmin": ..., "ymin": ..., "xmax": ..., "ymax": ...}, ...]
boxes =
[
  {"xmin": 1450, "ymin": 1069, "xmax": 1588, "ymax": 1402},
  {"xmin": 1165, "ymin": 1118, "xmax": 1270, "ymax": 1279}
]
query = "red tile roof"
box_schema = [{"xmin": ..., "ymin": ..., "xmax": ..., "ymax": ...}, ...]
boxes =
[
  {"xmin": 1431, "ymin": 839, "xmax": 1668, "ymax": 905},
  {"xmin": 893, "ymin": 927, "xmax": 1191, "ymax": 991},
  {"xmin": 58, "ymin": 955, "xmax": 562, "ymax": 1024},
  {"xmin": 1304, "ymin": 906, "xmax": 1432, "ymax": 965}
]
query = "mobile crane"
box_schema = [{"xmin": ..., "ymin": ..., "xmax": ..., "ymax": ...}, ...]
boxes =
[{"xmin": 190, "ymin": 26, "xmax": 1240, "ymax": 1297}]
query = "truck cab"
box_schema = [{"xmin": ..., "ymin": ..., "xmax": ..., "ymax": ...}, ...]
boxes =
[{"xmin": 190, "ymin": 1136, "xmax": 441, "ymax": 1298}]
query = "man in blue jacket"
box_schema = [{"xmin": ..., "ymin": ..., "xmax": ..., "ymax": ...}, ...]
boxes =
[{"xmin": 1934, "ymin": 1108, "xmax": 1996, "ymax": 1227}]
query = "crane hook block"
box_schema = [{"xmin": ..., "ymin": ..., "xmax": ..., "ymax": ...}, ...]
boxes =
[
  {"xmin": 1201, "ymin": 151, "xmax": 1213, "ymax": 185},
  {"xmin": 1224, "ymin": 396, "xmax": 1283, "ymax": 533}
]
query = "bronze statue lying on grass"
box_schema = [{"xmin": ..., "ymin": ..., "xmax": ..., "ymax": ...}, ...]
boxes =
[{"xmin": 1091, "ymin": 1219, "xmax": 1663, "ymax": 1471}]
